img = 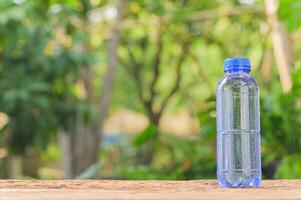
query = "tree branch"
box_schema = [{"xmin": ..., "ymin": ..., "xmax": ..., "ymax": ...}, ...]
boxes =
[
  {"xmin": 157, "ymin": 39, "xmax": 191, "ymax": 117},
  {"xmin": 149, "ymin": 19, "xmax": 163, "ymax": 108},
  {"xmin": 98, "ymin": 0, "xmax": 125, "ymax": 127},
  {"xmin": 191, "ymin": 5, "xmax": 263, "ymax": 21},
  {"xmin": 188, "ymin": 51, "xmax": 214, "ymax": 95},
  {"xmin": 121, "ymin": 47, "xmax": 154, "ymax": 118}
]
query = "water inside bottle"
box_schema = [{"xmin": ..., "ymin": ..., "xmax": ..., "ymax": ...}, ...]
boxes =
[{"xmin": 216, "ymin": 74, "xmax": 261, "ymax": 187}]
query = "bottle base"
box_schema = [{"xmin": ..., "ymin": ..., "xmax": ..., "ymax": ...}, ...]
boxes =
[{"xmin": 217, "ymin": 174, "xmax": 261, "ymax": 188}]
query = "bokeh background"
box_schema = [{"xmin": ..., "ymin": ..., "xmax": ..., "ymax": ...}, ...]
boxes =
[{"xmin": 0, "ymin": 0, "xmax": 300, "ymax": 180}]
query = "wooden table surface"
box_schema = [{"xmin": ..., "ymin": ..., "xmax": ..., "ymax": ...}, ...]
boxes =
[{"xmin": 0, "ymin": 180, "xmax": 300, "ymax": 200}]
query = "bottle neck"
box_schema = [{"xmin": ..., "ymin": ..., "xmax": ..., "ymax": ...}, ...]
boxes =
[{"xmin": 225, "ymin": 69, "xmax": 250, "ymax": 74}]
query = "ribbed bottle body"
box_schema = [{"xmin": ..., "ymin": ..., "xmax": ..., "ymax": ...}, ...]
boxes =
[{"xmin": 216, "ymin": 72, "xmax": 261, "ymax": 188}]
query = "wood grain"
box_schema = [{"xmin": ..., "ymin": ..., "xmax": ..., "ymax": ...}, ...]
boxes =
[{"xmin": 0, "ymin": 180, "xmax": 300, "ymax": 200}]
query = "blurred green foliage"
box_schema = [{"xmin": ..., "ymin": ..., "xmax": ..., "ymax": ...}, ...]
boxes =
[
  {"xmin": 111, "ymin": 0, "xmax": 301, "ymax": 180},
  {"xmin": 0, "ymin": 0, "xmax": 300, "ymax": 180},
  {"xmin": 260, "ymin": 68, "xmax": 301, "ymax": 178},
  {"xmin": 116, "ymin": 133, "xmax": 216, "ymax": 180},
  {"xmin": 0, "ymin": 0, "xmax": 93, "ymax": 154},
  {"xmin": 274, "ymin": 155, "xmax": 301, "ymax": 179},
  {"xmin": 279, "ymin": 0, "xmax": 301, "ymax": 32}
]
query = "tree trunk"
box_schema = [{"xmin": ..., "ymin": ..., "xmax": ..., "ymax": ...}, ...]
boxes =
[
  {"xmin": 136, "ymin": 117, "xmax": 160, "ymax": 165},
  {"xmin": 59, "ymin": 130, "xmax": 73, "ymax": 178},
  {"xmin": 7, "ymin": 155, "xmax": 22, "ymax": 178},
  {"xmin": 94, "ymin": 0, "xmax": 125, "ymax": 150},
  {"xmin": 60, "ymin": 126, "xmax": 98, "ymax": 178},
  {"xmin": 60, "ymin": 1, "xmax": 125, "ymax": 178},
  {"xmin": 71, "ymin": 114, "xmax": 98, "ymax": 176},
  {"xmin": 22, "ymin": 148, "xmax": 39, "ymax": 178},
  {"xmin": 91, "ymin": 0, "xmax": 126, "ymax": 162},
  {"xmin": 265, "ymin": 0, "xmax": 293, "ymax": 92},
  {"xmin": 136, "ymin": 138, "xmax": 157, "ymax": 165}
]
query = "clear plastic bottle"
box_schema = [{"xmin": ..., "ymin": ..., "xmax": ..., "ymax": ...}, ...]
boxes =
[{"xmin": 216, "ymin": 58, "xmax": 261, "ymax": 188}]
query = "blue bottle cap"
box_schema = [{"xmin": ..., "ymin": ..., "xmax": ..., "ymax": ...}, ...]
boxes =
[{"xmin": 224, "ymin": 58, "xmax": 251, "ymax": 73}]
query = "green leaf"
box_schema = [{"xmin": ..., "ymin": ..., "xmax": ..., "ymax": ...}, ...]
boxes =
[{"xmin": 133, "ymin": 124, "xmax": 158, "ymax": 147}]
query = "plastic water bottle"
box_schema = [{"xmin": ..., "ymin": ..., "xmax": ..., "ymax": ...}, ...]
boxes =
[{"xmin": 216, "ymin": 58, "xmax": 261, "ymax": 187}]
